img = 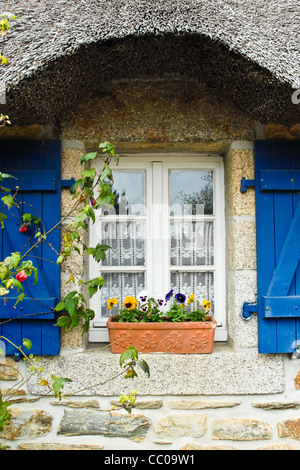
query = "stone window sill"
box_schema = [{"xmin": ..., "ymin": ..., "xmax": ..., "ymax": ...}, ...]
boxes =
[{"xmin": 26, "ymin": 343, "xmax": 285, "ymax": 397}]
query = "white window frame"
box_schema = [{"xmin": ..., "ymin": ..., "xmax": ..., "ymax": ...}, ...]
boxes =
[{"xmin": 89, "ymin": 153, "xmax": 226, "ymax": 342}]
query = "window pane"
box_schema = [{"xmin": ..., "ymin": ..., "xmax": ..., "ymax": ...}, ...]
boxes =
[
  {"xmin": 170, "ymin": 220, "xmax": 214, "ymax": 266},
  {"xmin": 105, "ymin": 171, "xmax": 145, "ymax": 215},
  {"xmin": 101, "ymin": 272, "xmax": 145, "ymax": 317},
  {"xmin": 170, "ymin": 170, "xmax": 213, "ymax": 215},
  {"xmin": 101, "ymin": 221, "xmax": 145, "ymax": 266},
  {"xmin": 170, "ymin": 271, "xmax": 214, "ymax": 313}
]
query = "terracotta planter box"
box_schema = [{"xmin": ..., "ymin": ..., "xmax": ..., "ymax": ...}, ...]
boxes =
[{"xmin": 107, "ymin": 316, "xmax": 217, "ymax": 354}]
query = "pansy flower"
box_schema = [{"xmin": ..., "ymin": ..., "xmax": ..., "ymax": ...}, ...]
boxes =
[
  {"xmin": 122, "ymin": 296, "xmax": 138, "ymax": 310},
  {"xmin": 202, "ymin": 300, "xmax": 212, "ymax": 311},
  {"xmin": 107, "ymin": 297, "xmax": 118, "ymax": 310},
  {"xmin": 175, "ymin": 293, "xmax": 186, "ymax": 303},
  {"xmin": 165, "ymin": 289, "xmax": 174, "ymax": 302},
  {"xmin": 187, "ymin": 293, "xmax": 195, "ymax": 305}
]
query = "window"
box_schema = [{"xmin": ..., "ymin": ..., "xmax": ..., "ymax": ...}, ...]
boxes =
[{"xmin": 89, "ymin": 154, "xmax": 226, "ymax": 342}]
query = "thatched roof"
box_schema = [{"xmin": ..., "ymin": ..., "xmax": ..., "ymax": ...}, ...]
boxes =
[{"xmin": 1, "ymin": 0, "xmax": 300, "ymax": 125}]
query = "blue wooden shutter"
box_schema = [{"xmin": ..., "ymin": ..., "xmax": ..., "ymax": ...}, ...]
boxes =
[
  {"xmin": 255, "ymin": 140, "xmax": 300, "ymax": 353},
  {"xmin": 0, "ymin": 140, "xmax": 61, "ymax": 356}
]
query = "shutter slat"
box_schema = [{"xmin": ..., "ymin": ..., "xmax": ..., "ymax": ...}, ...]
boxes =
[
  {"xmin": 0, "ymin": 140, "xmax": 61, "ymax": 356},
  {"xmin": 255, "ymin": 140, "xmax": 300, "ymax": 353}
]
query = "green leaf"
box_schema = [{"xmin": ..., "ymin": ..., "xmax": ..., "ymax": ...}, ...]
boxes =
[
  {"xmin": 11, "ymin": 252, "xmax": 20, "ymax": 268},
  {"xmin": 22, "ymin": 338, "xmax": 32, "ymax": 351},
  {"xmin": 100, "ymin": 163, "xmax": 113, "ymax": 182},
  {"xmin": 65, "ymin": 297, "xmax": 79, "ymax": 317},
  {"xmin": 119, "ymin": 345, "xmax": 139, "ymax": 368},
  {"xmin": 0, "ymin": 171, "xmax": 16, "ymax": 180},
  {"xmin": 80, "ymin": 152, "xmax": 98, "ymax": 165},
  {"xmin": 54, "ymin": 301, "xmax": 66, "ymax": 312},
  {"xmin": 81, "ymin": 168, "xmax": 96, "ymax": 180},
  {"xmin": 1, "ymin": 195, "xmax": 14, "ymax": 208},
  {"xmin": 11, "ymin": 278, "xmax": 23, "ymax": 292},
  {"xmin": 138, "ymin": 360, "xmax": 150, "ymax": 378},
  {"xmin": 51, "ymin": 375, "xmax": 72, "ymax": 399}
]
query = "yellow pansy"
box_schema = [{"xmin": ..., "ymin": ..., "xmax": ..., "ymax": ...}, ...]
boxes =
[
  {"xmin": 202, "ymin": 300, "xmax": 212, "ymax": 311},
  {"xmin": 187, "ymin": 293, "xmax": 195, "ymax": 305},
  {"xmin": 122, "ymin": 296, "xmax": 138, "ymax": 310},
  {"xmin": 107, "ymin": 297, "xmax": 118, "ymax": 310}
]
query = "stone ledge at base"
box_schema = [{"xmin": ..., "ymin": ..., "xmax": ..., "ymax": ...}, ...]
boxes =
[{"xmin": 26, "ymin": 349, "xmax": 285, "ymax": 396}]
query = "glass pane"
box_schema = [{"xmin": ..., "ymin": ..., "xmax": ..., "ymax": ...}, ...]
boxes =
[
  {"xmin": 170, "ymin": 220, "xmax": 214, "ymax": 266},
  {"xmin": 170, "ymin": 170, "xmax": 213, "ymax": 215},
  {"xmin": 101, "ymin": 272, "xmax": 145, "ymax": 317},
  {"xmin": 101, "ymin": 221, "xmax": 145, "ymax": 266},
  {"xmin": 170, "ymin": 271, "xmax": 214, "ymax": 313},
  {"xmin": 104, "ymin": 171, "xmax": 145, "ymax": 215}
]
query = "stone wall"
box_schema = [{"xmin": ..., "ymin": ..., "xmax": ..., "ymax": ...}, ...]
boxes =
[
  {"xmin": 0, "ymin": 78, "xmax": 300, "ymax": 451},
  {"xmin": 0, "ymin": 355, "xmax": 300, "ymax": 450}
]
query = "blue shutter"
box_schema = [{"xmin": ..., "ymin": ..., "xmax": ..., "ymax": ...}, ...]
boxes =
[
  {"xmin": 255, "ymin": 140, "xmax": 300, "ymax": 353},
  {"xmin": 0, "ymin": 140, "xmax": 61, "ymax": 356}
]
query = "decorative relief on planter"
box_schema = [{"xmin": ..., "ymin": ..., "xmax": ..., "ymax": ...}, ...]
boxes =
[
  {"xmin": 139, "ymin": 332, "xmax": 158, "ymax": 351},
  {"xmin": 190, "ymin": 331, "xmax": 209, "ymax": 351},
  {"xmin": 165, "ymin": 333, "xmax": 183, "ymax": 351},
  {"xmin": 113, "ymin": 333, "xmax": 132, "ymax": 350},
  {"xmin": 107, "ymin": 316, "xmax": 217, "ymax": 354}
]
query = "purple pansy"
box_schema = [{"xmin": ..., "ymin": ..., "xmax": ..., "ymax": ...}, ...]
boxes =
[
  {"xmin": 165, "ymin": 289, "xmax": 174, "ymax": 302},
  {"xmin": 175, "ymin": 293, "xmax": 186, "ymax": 303}
]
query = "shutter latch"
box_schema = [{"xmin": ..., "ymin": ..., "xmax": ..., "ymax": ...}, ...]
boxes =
[
  {"xmin": 240, "ymin": 177, "xmax": 256, "ymax": 193},
  {"xmin": 241, "ymin": 299, "xmax": 258, "ymax": 320},
  {"xmin": 61, "ymin": 178, "xmax": 75, "ymax": 193}
]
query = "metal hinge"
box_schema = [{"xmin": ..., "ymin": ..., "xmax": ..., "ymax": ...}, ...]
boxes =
[
  {"xmin": 241, "ymin": 299, "xmax": 258, "ymax": 320},
  {"xmin": 240, "ymin": 177, "xmax": 256, "ymax": 193},
  {"xmin": 61, "ymin": 178, "xmax": 75, "ymax": 193}
]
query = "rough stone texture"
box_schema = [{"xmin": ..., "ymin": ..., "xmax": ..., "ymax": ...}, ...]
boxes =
[
  {"xmin": 50, "ymin": 399, "xmax": 100, "ymax": 409},
  {"xmin": 227, "ymin": 219, "xmax": 257, "ymax": 271},
  {"xmin": 226, "ymin": 270, "xmax": 258, "ymax": 349},
  {"xmin": 0, "ymin": 408, "xmax": 53, "ymax": 440},
  {"xmin": 60, "ymin": 80, "xmax": 254, "ymax": 145},
  {"xmin": 225, "ymin": 147, "xmax": 255, "ymax": 218},
  {"xmin": 265, "ymin": 124, "xmax": 300, "ymax": 140},
  {"xmin": 294, "ymin": 370, "xmax": 300, "ymax": 390},
  {"xmin": 277, "ymin": 419, "xmax": 300, "ymax": 440},
  {"xmin": 155, "ymin": 413, "xmax": 206, "ymax": 438},
  {"xmin": 2, "ymin": 388, "xmax": 26, "ymax": 397},
  {"xmin": 168, "ymin": 400, "xmax": 241, "ymax": 409},
  {"xmin": 0, "ymin": 358, "xmax": 19, "ymax": 381},
  {"xmin": 18, "ymin": 443, "xmax": 104, "ymax": 450},
  {"xmin": 26, "ymin": 350, "xmax": 285, "ymax": 396},
  {"xmin": 57, "ymin": 409, "xmax": 150, "ymax": 441},
  {"xmin": 252, "ymin": 402, "xmax": 300, "ymax": 410},
  {"xmin": 212, "ymin": 419, "xmax": 272, "ymax": 441},
  {"xmin": 111, "ymin": 399, "xmax": 163, "ymax": 409},
  {"xmin": 181, "ymin": 443, "xmax": 237, "ymax": 450},
  {"xmin": 256, "ymin": 443, "xmax": 299, "ymax": 450}
]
